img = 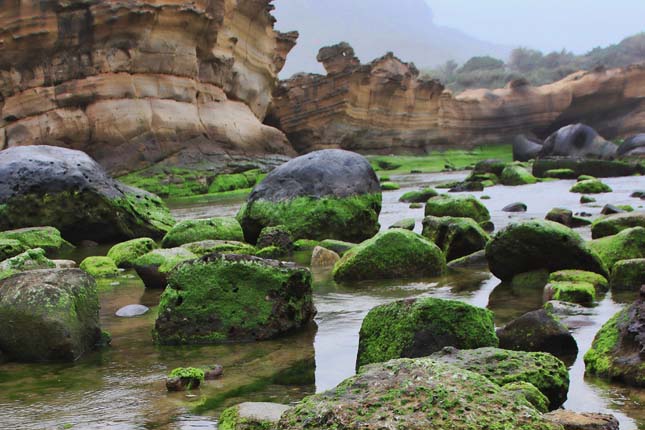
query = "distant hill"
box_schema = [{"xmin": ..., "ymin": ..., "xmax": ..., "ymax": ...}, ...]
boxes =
[{"xmin": 274, "ymin": 0, "xmax": 511, "ymax": 78}]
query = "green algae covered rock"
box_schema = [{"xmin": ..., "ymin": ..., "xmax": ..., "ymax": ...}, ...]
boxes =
[
  {"xmin": 486, "ymin": 220, "xmax": 608, "ymax": 281},
  {"xmin": 584, "ymin": 292, "xmax": 645, "ymax": 387},
  {"xmin": 570, "ymin": 179, "xmax": 612, "ymax": 194},
  {"xmin": 422, "ymin": 215, "xmax": 490, "ymax": 262},
  {"xmin": 237, "ymin": 150, "xmax": 382, "ymax": 244},
  {"xmin": 161, "ymin": 217, "xmax": 244, "ymax": 248},
  {"xmin": 398, "ymin": 187, "xmax": 438, "ymax": 203},
  {"xmin": 544, "ymin": 169, "xmax": 577, "ymax": 179},
  {"xmin": 293, "ymin": 239, "xmax": 320, "ymax": 252},
  {"xmin": 166, "ymin": 367, "xmax": 205, "ymax": 391},
  {"xmin": 591, "ymin": 212, "xmax": 645, "ymax": 239},
  {"xmin": 0, "ymin": 239, "xmax": 27, "ymax": 261},
  {"xmin": 356, "ymin": 297, "xmax": 498, "ymax": 368},
  {"xmin": 0, "ymin": 248, "xmax": 56, "ymax": 281},
  {"xmin": 389, "ymin": 218, "xmax": 415, "ymax": 231},
  {"xmin": 0, "ymin": 269, "xmax": 102, "ymax": 362},
  {"xmin": 278, "ymin": 358, "xmax": 561, "ymax": 430},
  {"xmin": 79, "ymin": 256, "xmax": 119, "ymax": 278},
  {"xmin": 254, "ymin": 246, "xmax": 285, "ymax": 259},
  {"xmin": 548, "ymin": 270, "xmax": 609, "ymax": 293},
  {"xmin": 502, "ymin": 381, "xmax": 550, "ymax": 413},
  {"xmin": 431, "ymin": 347, "xmax": 570, "ymax": 410},
  {"xmin": 219, "ymin": 402, "xmax": 289, "ymax": 430},
  {"xmin": 424, "ymin": 194, "xmax": 490, "ymax": 223},
  {"xmin": 332, "ymin": 229, "xmax": 446, "ymax": 282},
  {"xmin": 610, "ymin": 259, "xmax": 645, "ymax": 292},
  {"xmin": 319, "ymin": 239, "xmax": 356, "ymax": 255},
  {"xmin": 154, "ymin": 254, "xmax": 316, "ymax": 344},
  {"xmin": 107, "ymin": 238, "xmax": 158, "ymax": 268},
  {"xmin": 133, "ymin": 248, "xmax": 197, "ymax": 289},
  {"xmin": 180, "ymin": 240, "xmax": 256, "ymax": 257},
  {"xmin": 544, "ymin": 282, "xmax": 596, "ymax": 306},
  {"xmin": 0, "ymin": 227, "xmax": 73, "ymax": 254},
  {"xmin": 500, "ymin": 164, "xmax": 538, "ymax": 186},
  {"xmin": 380, "ymin": 182, "xmax": 400, "ymax": 191},
  {"xmin": 588, "ymin": 227, "xmax": 645, "ymax": 270},
  {"xmin": 256, "ymin": 225, "xmax": 294, "ymax": 253}
]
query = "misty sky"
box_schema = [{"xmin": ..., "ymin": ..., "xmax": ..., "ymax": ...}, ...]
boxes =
[{"xmin": 428, "ymin": 0, "xmax": 645, "ymax": 54}]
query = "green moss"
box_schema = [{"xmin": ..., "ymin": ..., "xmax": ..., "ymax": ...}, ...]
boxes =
[
  {"xmin": 357, "ymin": 297, "xmax": 498, "ymax": 368},
  {"xmin": 119, "ymin": 167, "xmax": 211, "ymax": 198},
  {"xmin": 511, "ymin": 270, "xmax": 550, "ymax": 289},
  {"xmin": 333, "ymin": 229, "xmax": 446, "ymax": 282},
  {"xmin": 544, "ymin": 169, "xmax": 577, "ymax": 179},
  {"xmin": 548, "ymin": 270, "xmax": 609, "ymax": 292},
  {"xmin": 208, "ymin": 170, "xmax": 263, "ymax": 194},
  {"xmin": 293, "ymin": 239, "xmax": 320, "ymax": 251},
  {"xmin": 181, "ymin": 240, "xmax": 256, "ymax": 257},
  {"xmin": 237, "ymin": 193, "xmax": 382, "ymax": 244},
  {"xmin": 580, "ymin": 195, "xmax": 596, "ymax": 204},
  {"xmin": 117, "ymin": 189, "xmax": 176, "ymax": 235},
  {"xmin": 0, "ymin": 227, "xmax": 73, "ymax": 254},
  {"xmin": 134, "ymin": 248, "xmax": 197, "ymax": 274},
  {"xmin": 424, "ymin": 194, "xmax": 490, "ymax": 223},
  {"xmin": 584, "ymin": 310, "xmax": 624, "ymax": 378},
  {"xmin": 609, "ymin": 258, "xmax": 645, "ymax": 291},
  {"xmin": 399, "ymin": 188, "xmax": 438, "ymax": 203},
  {"xmin": 588, "ymin": 227, "xmax": 645, "ymax": 270},
  {"xmin": 380, "ymin": 182, "xmax": 400, "ymax": 191},
  {"xmin": 0, "ymin": 239, "xmax": 28, "ymax": 261},
  {"xmin": 168, "ymin": 367, "xmax": 205, "ymax": 390},
  {"xmin": 618, "ymin": 205, "xmax": 635, "ymax": 212},
  {"xmin": 578, "ymin": 175, "xmax": 596, "ymax": 181},
  {"xmin": 548, "ymin": 282, "xmax": 596, "ymax": 306},
  {"xmin": 218, "ymin": 404, "xmax": 282, "ymax": 430},
  {"xmin": 153, "ymin": 255, "xmax": 314, "ymax": 344},
  {"xmin": 107, "ymin": 238, "xmax": 157, "ymax": 268},
  {"xmin": 319, "ymin": 239, "xmax": 356, "ymax": 255},
  {"xmin": 502, "ymin": 382, "xmax": 549, "ymax": 413},
  {"xmin": 79, "ymin": 256, "xmax": 119, "ymax": 278},
  {"xmin": 500, "ymin": 165, "xmax": 538, "ymax": 186},
  {"xmin": 0, "ymin": 248, "xmax": 56, "ymax": 281},
  {"xmin": 421, "ymin": 216, "xmax": 490, "ymax": 262},
  {"xmin": 161, "ymin": 217, "xmax": 244, "ymax": 248},
  {"xmin": 570, "ymin": 179, "xmax": 612, "ymax": 194},
  {"xmin": 591, "ymin": 212, "xmax": 645, "ymax": 238}
]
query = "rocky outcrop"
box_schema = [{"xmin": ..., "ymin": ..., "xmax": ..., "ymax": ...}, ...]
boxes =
[
  {"xmin": 0, "ymin": 0, "xmax": 297, "ymax": 175},
  {"xmin": 272, "ymin": 42, "xmax": 645, "ymax": 154}
]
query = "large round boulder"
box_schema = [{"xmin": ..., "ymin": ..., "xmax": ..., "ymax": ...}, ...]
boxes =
[
  {"xmin": 154, "ymin": 254, "xmax": 316, "ymax": 344},
  {"xmin": 0, "ymin": 146, "xmax": 175, "ymax": 243},
  {"xmin": 236, "ymin": 150, "xmax": 381, "ymax": 244},
  {"xmin": 486, "ymin": 220, "xmax": 608, "ymax": 281},
  {"xmin": 0, "ymin": 269, "xmax": 102, "ymax": 362},
  {"xmin": 540, "ymin": 124, "xmax": 617, "ymax": 159},
  {"xmin": 332, "ymin": 229, "xmax": 446, "ymax": 282},
  {"xmin": 161, "ymin": 217, "xmax": 244, "ymax": 248},
  {"xmin": 356, "ymin": 297, "xmax": 498, "ymax": 368},
  {"xmin": 278, "ymin": 358, "xmax": 561, "ymax": 430},
  {"xmin": 422, "ymin": 216, "xmax": 490, "ymax": 262},
  {"xmin": 424, "ymin": 194, "xmax": 490, "ymax": 223},
  {"xmin": 616, "ymin": 134, "xmax": 645, "ymax": 157}
]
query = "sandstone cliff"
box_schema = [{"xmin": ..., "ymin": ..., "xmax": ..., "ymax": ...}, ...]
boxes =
[
  {"xmin": 271, "ymin": 43, "xmax": 645, "ymax": 154},
  {"xmin": 0, "ymin": 0, "xmax": 297, "ymax": 174}
]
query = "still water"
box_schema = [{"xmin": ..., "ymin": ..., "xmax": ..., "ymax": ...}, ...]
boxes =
[{"xmin": 0, "ymin": 172, "xmax": 643, "ymax": 430}]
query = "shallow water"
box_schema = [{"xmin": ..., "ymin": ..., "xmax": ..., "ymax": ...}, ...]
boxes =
[{"xmin": 0, "ymin": 173, "xmax": 643, "ymax": 430}]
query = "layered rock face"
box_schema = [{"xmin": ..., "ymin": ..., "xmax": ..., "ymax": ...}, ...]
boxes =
[
  {"xmin": 272, "ymin": 43, "xmax": 645, "ymax": 154},
  {"xmin": 0, "ymin": 0, "xmax": 297, "ymax": 175}
]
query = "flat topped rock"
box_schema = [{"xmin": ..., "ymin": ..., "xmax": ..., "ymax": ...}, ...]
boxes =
[
  {"xmin": 237, "ymin": 402, "xmax": 290, "ymax": 422},
  {"xmin": 116, "ymin": 304, "xmax": 149, "ymax": 318}
]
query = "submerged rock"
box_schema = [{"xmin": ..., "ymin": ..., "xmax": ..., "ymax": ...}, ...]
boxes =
[
  {"xmin": 154, "ymin": 254, "xmax": 316, "ymax": 344},
  {"xmin": 166, "ymin": 367, "xmax": 204, "ymax": 392},
  {"xmin": 421, "ymin": 216, "xmax": 490, "ymax": 262},
  {"xmin": 115, "ymin": 304, "xmax": 149, "ymax": 318},
  {"xmin": 356, "ymin": 297, "xmax": 498, "ymax": 368},
  {"xmin": 220, "ymin": 402, "xmax": 289, "ymax": 430},
  {"xmin": 0, "ymin": 269, "xmax": 102, "ymax": 362},
  {"xmin": 237, "ymin": 150, "xmax": 382, "ymax": 244},
  {"xmin": 332, "ymin": 229, "xmax": 446, "ymax": 282},
  {"xmin": 0, "ymin": 146, "xmax": 175, "ymax": 243}
]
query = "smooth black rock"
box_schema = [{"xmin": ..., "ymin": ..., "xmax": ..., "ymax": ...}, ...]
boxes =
[
  {"xmin": 540, "ymin": 124, "xmax": 617, "ymax": 159},
  {"xmin": 502, "ymin": 202, "xmax": 528, "ymax": 213},
  {"xmin": 513, "ymin": 135, "xmax": 543, "ymax": 162}
]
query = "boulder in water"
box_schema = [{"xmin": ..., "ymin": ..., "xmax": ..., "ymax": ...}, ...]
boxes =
[{"xmin": 540, "ymin": 124, "xmax": 617, "ymax": 159}]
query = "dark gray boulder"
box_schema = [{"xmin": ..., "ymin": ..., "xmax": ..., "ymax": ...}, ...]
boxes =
[
  {"xmin": 540, "ymin": 124, "xmax": 617, "ymax": 159},
  {"xmin": 0, "ymin": 145, "xmax": 175, "ymax": 243},
  {"xmin": 617, "ymin": 134, "xmax": 645, "ymax": 157},
  {"xmin": 237, "ymin": 150, "xmax": 382, "ymax": 244},
  {"xmin": 513, "ymin": 135, "xmax": 543, "ymax": 162},
  {"xmin": 502, "ymin": 202, "xmax": 527, "ymax": 212}
]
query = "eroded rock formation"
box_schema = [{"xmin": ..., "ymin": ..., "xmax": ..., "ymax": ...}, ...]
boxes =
[
  {"xmin": 272, "ymin": 42, "xmax": 645, "ymax": 154},
  {"xmin": 0, "ymin": 0, "xmax": 297, "ymax": 174}
]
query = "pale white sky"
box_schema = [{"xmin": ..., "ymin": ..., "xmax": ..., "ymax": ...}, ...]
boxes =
[{"xmin": 428, "ymin": 0, "xmax": 645, "ymax": 53}]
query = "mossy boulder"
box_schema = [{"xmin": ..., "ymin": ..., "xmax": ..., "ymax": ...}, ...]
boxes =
[
  {"xmin": 424, "ymin": 194, "xmax": 490, "ymax": 223},
  {"xmin": 610, "ymin": 259, "xmax": 645, "ymax": 292},
  {"xmin": 548, "ymin": 270, "xmax": 609, "ymax": 293},
  {"xmin": 79, "ymin": 256, "xmax": 119, "ymax": 278},
  {"xmin": 544, "ymin": 169, "xmax": 577, "ymax": 179},
  {"xmin": 107, "ymin": 238, "xmax": 158, "ymax": 268},
  {"xmin": 208, "ymin": 170, "xmax": 262, "ymax": 194},
  {"xmin": 543, "ymin": 410, "xmax": 619, "ymax": 430},
  {"xmin": 278, "ymin": 358, "xmax": 561, "ymax": 430},
  {"xmin": 0, "ymin": 239, "xmax": 27, "ymax": 261},
  {"xmin": 431, "ymin": 347, "xmax": 570, "ymax": 410},
  {"xmin": 398, "ymin": 187, "xmax": 438, "ymax": 203},
  {"xmin": 166, "ymin": 367, "xmax": 205, "ymax": 391},
  {"xmin": 219, "ymin": 402, "xmax": 289, "ymax": 430},
  {"xmin": 486, "ymin": 220, "xmax": 608, "ymax": 281},
  {"xmin": 256, "ymin": 226, "xmax": 294, "ymax": 253},
  {"xmin": 332, "ymin": 229, "xmax": 446, "ymax": 282},
  {"xmin": 544, "ymin": 282, "xmax": 596, "ymax": 307},
  {"xmin": 422, "ymin": 216, "xmax": 490, "ymax": 262},
  {"xmin": 497, "ymin": 309, "xmax": 578, "ymax": 360},
  {"xmin": 0, "ymin": 227, "xmax": 73, "ymax": 255},
  {"xmin": 591, "ymin": 212, "xmax": 645, "ymax": 239},
  {"xmin": 570, "ymin": 179, "xmax": 612, "ymax": 194},
  {"xmin": 237, "ymin": 150, "xmax": 382, "ymax": 244},
  {"xmin": 356, "ymin": 297, "xmax": 498, "ymax": 368},
  {"xmin": 545, "ymin": 208, "xmax": 590, "ymax": 229},
  {"xmin": 133, "ymin": 248, "xmax": 197, "ymax": 289},
  {"xmin": 502, "ymin": 381, "xmax": 550, "ymax": 413},
  {"xmin": 380, "ymin": 182, "xmax": 400, "ymax": 191},
  {"xmin": 500, "ymin": 164, "xmax": 538, "ymax": 186},
  {"xmin": 154, "ymin": 254, "xmax": 316, "ymax": 344},
  {"xmin": 532, "ymin": 158, "xmax": 639, "ymax": 178},
  {"xmin": 0, "ymin": 269, "xmax": 102, "ymax": 362},
  {"xmin": 161, "ymin": 217, "xmax": 244, "ymax": 248},
  {"xmin": 0, "ymin": 248, "xmax": 56, "ymax": 281},
  {"xmin": 584, "ymin": 291, "xmax": 645, "ymax": 387},
  {"xmin": 588, "ymin": 227, "xmax": 645, "ymax": 270},
  {"xmin": 180, "ymin": 240, "xmax": 255, "ymax": 257},
  {"xmin": 0, "ymin": 146, "xmax": 175, "ymax": 243},
  {"xmin": 293, "ymin": 239, "xmax": 320, "ymax": 252},
  {"xmin": 319, "ymin": 239, "xmax": 356, "ymax": 256},
  {"xmin": 388, "ymin": 218, "xmax": 415, "ymax": 231},
  {"xmin": 254, "ymin": 246, "xmax": 285, "ymax": 259}
]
